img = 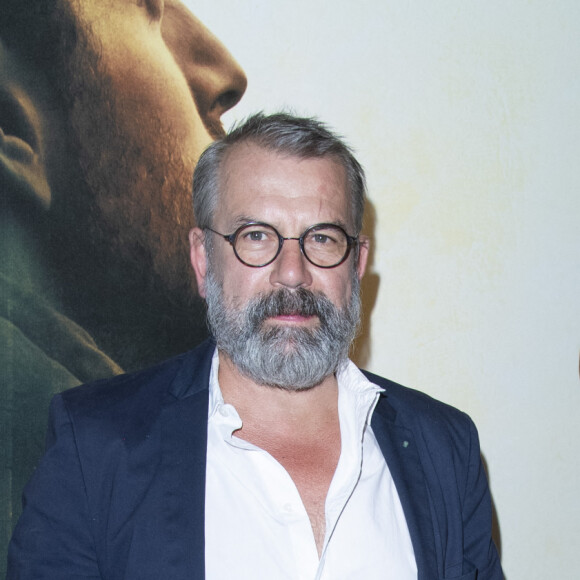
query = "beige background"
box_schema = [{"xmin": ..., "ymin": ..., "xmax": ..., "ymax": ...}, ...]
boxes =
[{"xmin": 190, "ymin": 1, "xmax": 580, "ymax": 577}]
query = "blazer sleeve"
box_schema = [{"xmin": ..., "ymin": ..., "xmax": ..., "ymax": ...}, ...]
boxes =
[
  {"xmin": 461, "ymin": 416, "xmax": 503, "ymax": 580},
  {"xmin": 7, "ymin": 394, "xmax": 101, "ymax": 579}
]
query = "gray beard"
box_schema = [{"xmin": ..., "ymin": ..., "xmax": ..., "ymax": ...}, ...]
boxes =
[{"xmin": 205, "ymin": 267, "xmax": 361, "ymax": 390}]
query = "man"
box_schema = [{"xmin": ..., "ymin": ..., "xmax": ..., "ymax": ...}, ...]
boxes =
[
  {"xmin": 8, "ymin": 113, "xmax": 503, "ymax": 579},
  {"xmin": 0, "ymin": 0, "xmax": 246, "ymax": 571}
]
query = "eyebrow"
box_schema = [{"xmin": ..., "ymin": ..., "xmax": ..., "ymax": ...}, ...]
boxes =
[
  {"xmin": 228, "ymin": 215, "xmax": 261, "ymax": 230},
  {"xmin": 226, "ymin": 216, "xmax": 354, "ymax": 235}
]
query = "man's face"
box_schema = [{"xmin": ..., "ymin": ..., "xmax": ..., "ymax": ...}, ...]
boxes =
[
  {"xmin": 46, "ymin": 0, "xmax": 246, "ymax": 321},
  {"xmin": 190, "ymin": 144, "xmax": 369, "ymax": 388},
  {"xmin": 205, "ymin": 144, "xmax": 366, "ymax": 311}
]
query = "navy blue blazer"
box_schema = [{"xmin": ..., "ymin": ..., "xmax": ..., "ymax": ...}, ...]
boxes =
[{"xmin": 8, "ymin": 339, "xmax": 503, "ymax": 579}]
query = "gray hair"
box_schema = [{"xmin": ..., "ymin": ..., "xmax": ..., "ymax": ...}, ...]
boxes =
[{"xmin": 192, "ymin": 112, "xmax": 367, "ymax": 234}]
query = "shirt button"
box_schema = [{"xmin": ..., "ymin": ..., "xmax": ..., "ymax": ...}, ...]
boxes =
[
  {"xmin": 283, "ymin": 503, "xmax": 293, "ymax": 513},
  {"xmin": 218, "ymin": 405, "xmax": 229, "ymax": 417}
]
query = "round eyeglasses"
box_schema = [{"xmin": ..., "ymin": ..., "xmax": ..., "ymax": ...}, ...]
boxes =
[{"xmin": 205, "ymin": 222, "xmax": 359, "ymax": 268}]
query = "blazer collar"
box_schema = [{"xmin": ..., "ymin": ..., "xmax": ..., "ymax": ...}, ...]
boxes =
[{"xmin": 168, "ymin": 338, "xmax": 216, "ymax": 399}]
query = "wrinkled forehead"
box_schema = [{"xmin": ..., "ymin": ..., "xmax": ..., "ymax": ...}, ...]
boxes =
[
  {"xmin": 217, "ymin": 142, "xmax": 354, "ymax": 228},
  {"xmin": 219, "ymin": 140, "xmax": 350, "ymax": 190}
]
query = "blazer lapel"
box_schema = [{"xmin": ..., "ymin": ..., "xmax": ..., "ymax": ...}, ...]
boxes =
[{"xmin": 371, "ymin": 395, "xmax": 439, "ymax": 580}]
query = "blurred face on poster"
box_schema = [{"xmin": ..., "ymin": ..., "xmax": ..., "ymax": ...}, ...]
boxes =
[{"xmin": 0, "ymin": 0, "xmax": 246, "ymax": 365}]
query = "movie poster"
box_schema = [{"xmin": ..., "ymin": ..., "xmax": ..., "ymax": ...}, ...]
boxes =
[{"xmin": 0, "ymin": 0, "xmax": 238, "ymax": 569}]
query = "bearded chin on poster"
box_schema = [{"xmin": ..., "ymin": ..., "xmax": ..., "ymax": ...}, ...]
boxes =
[{"xmin": 0, "ymin": 0, "xmax": 246, "ymax": 569}]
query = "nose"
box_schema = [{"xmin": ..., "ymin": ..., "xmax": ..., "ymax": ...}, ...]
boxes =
[
  {"xmin": 162, "ymin": 1, "xmax": 247, "ymax": 138},
  {"xmin": 269, "ymin": 239, "xmax": 313, "ymax": 290}
]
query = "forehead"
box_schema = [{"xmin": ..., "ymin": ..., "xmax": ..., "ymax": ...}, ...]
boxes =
[{"xmin": 217, "ymin": 143, "xmax": 352, "ymax": 229}]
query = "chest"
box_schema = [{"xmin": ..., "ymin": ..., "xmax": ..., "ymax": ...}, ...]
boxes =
[
  {"xmin": 272, "ymin": 439, "xmax": 341, "ymax": 545},
  {"xmin": 237, "ymin": 427, "xmax": 341, "ymax": 551},
  {"xmin": 252, "ymin": 427, "xmax": 341, "ymax": 532},
  {"xmin": 203, "ymin": 418, "xmax": 418, "ymax": 579}
]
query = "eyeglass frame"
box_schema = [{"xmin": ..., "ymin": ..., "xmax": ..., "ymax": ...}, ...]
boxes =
[{"xmin": 205, "ymin": 221, "xmax": 359, "ymax": 269}]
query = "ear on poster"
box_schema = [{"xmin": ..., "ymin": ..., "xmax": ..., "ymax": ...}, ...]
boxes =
[{"xmin": 0, "ymin": 39, "xmax": 53, "ymax": 214}]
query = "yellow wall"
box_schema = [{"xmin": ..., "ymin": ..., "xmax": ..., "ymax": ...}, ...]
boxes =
[{"xmin": 191, "ymin": 1, "xmax": 580, "ymax": 577}]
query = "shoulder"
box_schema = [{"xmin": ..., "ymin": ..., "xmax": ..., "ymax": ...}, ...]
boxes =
[
  {"xmin": 0, "ymin": 314, "xmax": 80, "ymax": 390},
  {"xmin": 364, "ymin": 369, "xmax": 468, "ymax": 417},
  {"xmin": 56, "ymin": 339, "xmax": 215, "ymax": 436},
  {"xmin": 363, "ymin": 369, "xmax": 483, "ymax": 500},
  {"xmin": 363, "ymin": 369, "xmax": 476, "ymax": 446}
]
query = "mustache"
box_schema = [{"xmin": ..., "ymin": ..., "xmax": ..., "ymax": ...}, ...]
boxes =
[{"xmin": 247, "ymin": 288, "xmax": 335, "ymax": 328}]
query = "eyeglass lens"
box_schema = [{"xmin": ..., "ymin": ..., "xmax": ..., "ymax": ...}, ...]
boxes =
[{"xmin": 234, "ymin": 223, "xmax": 350, "ymax": 267}]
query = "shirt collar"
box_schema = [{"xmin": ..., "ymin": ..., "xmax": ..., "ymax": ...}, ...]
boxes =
[
  {"xmin": 208, "ymin": 346, "xmax": 224, "ymax": 417},
  {"xmin": 207, "ymin": 346, "xmax": 384, "ymax": 433},
  {"xmin": 335, "ymin": 358, "xmax": 385, "ymax": 426}
]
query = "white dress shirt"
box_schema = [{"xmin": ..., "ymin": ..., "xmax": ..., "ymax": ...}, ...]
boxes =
[{"xmin": 205, "ymin": 348, "xmax": 417, "ymax": 579}]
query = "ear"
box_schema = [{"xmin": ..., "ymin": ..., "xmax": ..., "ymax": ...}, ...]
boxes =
[
  {"xmin": 356, "ymin": 235, "xmax": 370, "ymax": 280},
  {"xmin": 189, "ymin": 227, "xmax": 208, "ymax": 298},
  {"xmin": 0, "ymin": 41, "xmax": 51, "ymax": 210}
]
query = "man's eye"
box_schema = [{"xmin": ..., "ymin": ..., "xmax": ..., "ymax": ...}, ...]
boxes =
[
  {"xmin": 313, "ymin": 234, "xmax": 330, "ymax": 244},
  {"xmin": 311, "ymin": 232, "xmax": 338, "ymax": 245},
  {"xmin": 243, "ymin": 230, "xmax": 269, "ymax": 242}
]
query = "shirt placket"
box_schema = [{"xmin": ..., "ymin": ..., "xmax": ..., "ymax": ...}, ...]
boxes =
[
  {"xmin": 315, "ymin": 389, "xmax": 382, "ymax": 580},
  {"xmin": 218, "ymin": 406, "xmax": 320, "ymax": 579}
]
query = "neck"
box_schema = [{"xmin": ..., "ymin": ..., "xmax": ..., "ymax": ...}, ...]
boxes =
[
  {"xmin": 2, "ymin": 212, "xmax": 209, "ymax": 372},
  {"xmin": 76, "ymin": 294, "xmax": 209, "ymax": 372},
  {"xmin": 50, "ymin": 264, "xmax": 209, "ymax": 372},
  {"xmin": 217, "ymin": 351, "xmax": 340, "ymax": 437}
]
